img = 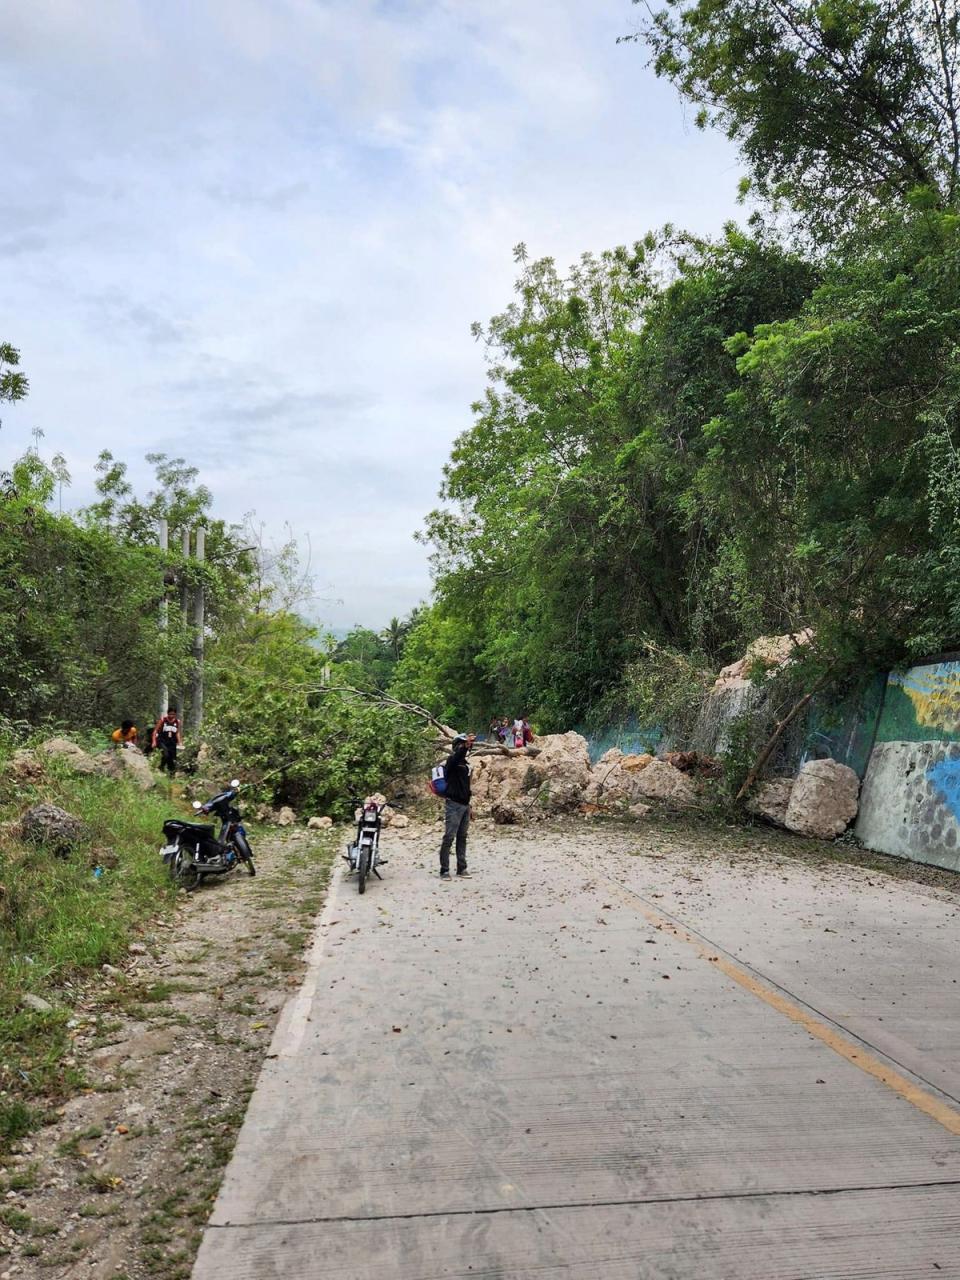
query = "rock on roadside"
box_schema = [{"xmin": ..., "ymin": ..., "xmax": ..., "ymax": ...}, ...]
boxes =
[
  {"xmin": 19, "ymin": 803, "xmax": 86, "ymax": 855},
  {"xmin": 784, "ymin": 758, "xmax": 860, "ymax": 839},
  {"xmin": 745, "ymin": 778, "xmax": 794, "ymax": 827},
  {"xmin": 37, "ymin": 737, "xmax": 100, "ymax": 774},
  {"xmin": 21, "ymin": 993, "xmax": 54, "ymax": 1014},
  {"xmin": 630, "ymin": 759, "xmax": 701, "ymax": 807},
  {"xmin": 307, "ymin": 816, "xmax": 334, "ymax": 830},
  {"xmin": 96, "ymin": 746, "xmax": 157, "ymax": 791}
]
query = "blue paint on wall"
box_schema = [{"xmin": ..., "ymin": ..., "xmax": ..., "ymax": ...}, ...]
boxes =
[{"xmin": 927, "ymin": 757, "xmax": 960, "ymax": 822}]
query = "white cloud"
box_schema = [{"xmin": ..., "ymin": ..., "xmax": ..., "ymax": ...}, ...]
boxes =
[{"xmin": 0, "ymin": 0, "xmax": 742, "ymax": 628}]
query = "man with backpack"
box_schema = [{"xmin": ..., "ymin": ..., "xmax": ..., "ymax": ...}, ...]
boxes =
[{"xmin": 438, "ymin": 732, "xmax": 475, "ymax": 882}]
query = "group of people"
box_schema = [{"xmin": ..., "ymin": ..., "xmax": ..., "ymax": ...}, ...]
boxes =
[
  {"xmin": 487, "ymin": 716, "xmax": 534, "ymax": 748},
  {"xmin": 110, "ymin": 707, "xmax": 183, "ymax": 775}
]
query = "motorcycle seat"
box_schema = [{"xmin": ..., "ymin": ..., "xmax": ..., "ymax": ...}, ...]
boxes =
[{"xmin": 167, "ymin": 820, "xmax": 217, "ymax": 836}]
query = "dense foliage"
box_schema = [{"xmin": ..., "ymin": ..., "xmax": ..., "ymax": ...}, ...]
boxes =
[
  {"xmin": 204, "ymin": 611, "xmax": 427, "ymax": 816},
  {"xmin": 632, "ymin": 0, "xmax": 960, "ymax": 239},
  {"xmin": 397, "ymin": 1, "xmax": 960, "ymax": 767},
  {"xmin": 0, "ymin": 346, "xmax": 427, "ymax": 809}
]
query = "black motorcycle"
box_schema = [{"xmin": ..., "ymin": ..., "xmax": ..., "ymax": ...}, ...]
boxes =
[
  {"xmin": 343, "ymin": 797, "xmax": 387, "ymax": 894},
  {"xmin": 160, "ymin": 780, "xmax": 255, "ymax": 890}
]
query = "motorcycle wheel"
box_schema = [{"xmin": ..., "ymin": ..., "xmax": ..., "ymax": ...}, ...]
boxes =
[
  {"xmin": 233, "ymin": 831, "xmax": 256, "ymax": 877},
  {"xmin": 358, "ymin": 845, "xmax": 370, "ymax": 894},
  {"xmin": 163, "ymin": 844, "xmax": 180, "ymax": 880},
  {"xmin": 173, "ymin": 849, "xmax": 201, "ymax": 892}
]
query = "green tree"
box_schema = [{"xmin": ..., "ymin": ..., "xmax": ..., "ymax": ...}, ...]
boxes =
[
  {"xmin": 0, "ymin": 343, "xmax": 28, "ymax": 406},
  {"xmin": 381, "ymin": 616, "xmax": 408, "ymax": 660},
  {"xmin": 389, "ymin": 601, "xmax": 492, "ymax": 730},
  {"xmin": 0, "ymin": 451, "xmax": 193, "ymax": 728},
  {"xmin": 632, "ymin": 0, "xmax": 960, "ymax": 237},
  {"xmin": 205, "ymin": 612, "xmax": 427, "ymax": 814},
  {"xmin": 333, "ymin": 627, "xmax": 396, "ymax": 690},
  {"xmin": 420, "ymin": 232, "xmax": 815, "ymax": 728},
  {"xmin": 699, "ymin": 206, "xmax": 960, "ymax": 674}
]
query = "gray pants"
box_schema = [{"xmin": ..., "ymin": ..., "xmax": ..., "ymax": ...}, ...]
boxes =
[{"xmin": 439, "ymin": 799, "xmax": 469, "ymax": 874}]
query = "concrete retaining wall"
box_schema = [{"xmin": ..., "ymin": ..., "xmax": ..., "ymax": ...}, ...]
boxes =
[
  {"xmin": 853, "ymin": 659, "xmax": 960, "ymax": 871},
  {"xmin": 854, "ymin": 740, "xmax": 960, "ymax": 872}
]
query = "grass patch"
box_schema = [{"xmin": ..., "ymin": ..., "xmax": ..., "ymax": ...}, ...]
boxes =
[
  {"xmin": 0, "ymin": 1098, "xmax": 39, "ymax": 1150},
  {"xmin": 0, "ymin": 755, "xmax": 188, "ymax": 1150}
]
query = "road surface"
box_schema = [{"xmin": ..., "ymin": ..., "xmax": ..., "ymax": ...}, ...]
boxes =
[{"xmin": 192, "ymin": 819, "xmax": 960, "ymax": 1278}]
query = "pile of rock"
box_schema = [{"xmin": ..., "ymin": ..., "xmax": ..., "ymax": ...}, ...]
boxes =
[
  {"xmin": 713, "ymin": 629, "xmax": 815, "ymax": 692},
  {"xmin": 466, "ymin": 734, "xmax": 705, "ymax": 824},
  {"xmin": 9, "ymin": 737, "xmax": 159, "ymax": 792},
  {"xmin": 469, "ymin": 732, "xmax": 594, "ymax": 823},
  {"xmin": 746, "ymin": 758, "xmax": 860, "ymax": 839},
  {"xmin": 18, "ymin": 803, "xmax": 87, "ymax": 856}
]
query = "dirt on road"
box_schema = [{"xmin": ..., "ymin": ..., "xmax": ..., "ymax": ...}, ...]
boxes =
[
  {"xmin": 3, "ymin": 810, "xmax": 958, "ymax": 1280},
  {"xmin": 0, "ymin": 826, "xmax": 335, "ymax": 1280}
]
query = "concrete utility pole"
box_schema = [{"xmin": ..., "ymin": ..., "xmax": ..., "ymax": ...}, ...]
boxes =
[
  {"xmin": 188, "ymin": 527, "xmax": 205, "ymax": 736},
  {"xmin": 157, "ymin": 517, "xmax": 169, "ymax": 719},
  {"xmin": 177, "ymin": 526, "xmax": 192, "ymax": 720}
]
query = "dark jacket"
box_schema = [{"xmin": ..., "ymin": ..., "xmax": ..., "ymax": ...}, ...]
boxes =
[{"xmin": 443, "ymin": 745, "xmax": 471, "ymax": 805}]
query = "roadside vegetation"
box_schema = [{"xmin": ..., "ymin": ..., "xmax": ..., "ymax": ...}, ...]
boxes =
[
  {"xmin": 385, "ymin": 0, "xmax": 960, "ymax": 794},
  {"xmin": 0, "ymin": 752, "xmax": 179, "ymax": 1154}
]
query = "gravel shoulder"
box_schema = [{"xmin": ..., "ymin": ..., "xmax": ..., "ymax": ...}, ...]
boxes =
[{"xmin": 0, "ymin": 826, "xmax": 335, "ymax": 1280}]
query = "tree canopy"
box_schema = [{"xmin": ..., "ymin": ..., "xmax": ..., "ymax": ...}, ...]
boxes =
[{"xmin": 631, "ymin": 0, "xmax": 960, "ymax": 237}]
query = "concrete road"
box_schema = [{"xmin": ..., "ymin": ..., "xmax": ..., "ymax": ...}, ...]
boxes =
[{"xmin": 192, "ymin": 822, "xmax": 960, "ymax": 1278}]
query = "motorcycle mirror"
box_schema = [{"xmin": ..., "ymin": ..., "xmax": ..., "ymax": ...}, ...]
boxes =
[
  {"xmin": 192, "ymin": 800, "xmax": 202, "ymax": 810},
  {"xmin": 230, "ymin": 779, "xmax": 240, "ymax": 788}
]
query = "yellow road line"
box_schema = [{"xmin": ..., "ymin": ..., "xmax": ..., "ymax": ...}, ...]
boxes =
[{"xmin": 626, "ymin": 893, "xmax": 960, "ymax": 1138}]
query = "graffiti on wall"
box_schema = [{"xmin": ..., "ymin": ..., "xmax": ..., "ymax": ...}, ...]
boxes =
[
  {"xmin": 879, "ymin": 661, "xmax": 960, "ymax": 743},
  {"xmin": 856, "ymin": 660, "xmax": 960, "ymax": 867}
]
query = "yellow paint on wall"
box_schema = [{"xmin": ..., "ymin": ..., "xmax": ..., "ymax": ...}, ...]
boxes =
[{"xmin": 890, "ymin": 663, "xmax": 960, "ymax": 733}]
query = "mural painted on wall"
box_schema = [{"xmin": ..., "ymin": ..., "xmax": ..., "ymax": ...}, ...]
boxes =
[
  {"xmin": 804, "ymin": 673, "xmax": 885, "ymax": 778},
  {"xmin": 878, "ymin": 661, "xmax": 960, "ymax": 743},
  {"xmin": 856, "ymin": 659, "xmax": 960, "ymax": 867}
]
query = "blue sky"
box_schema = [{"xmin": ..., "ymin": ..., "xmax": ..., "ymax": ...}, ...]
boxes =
[{"xmin": 1, "ymin": 0, "xmax": 742, "ymax": 629}]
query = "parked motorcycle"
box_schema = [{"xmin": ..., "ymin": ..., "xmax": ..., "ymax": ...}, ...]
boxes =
[
  {"xmin": 343, "ymin": 797, "xmax": 387, "ymax": 894},
  {"xmin": 160, "ymin": 780, "xmax": 255, "ymax": 890}
]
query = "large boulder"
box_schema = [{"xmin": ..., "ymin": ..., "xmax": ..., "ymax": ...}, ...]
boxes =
[
  {"xmin": 8, "ymin": 750, "xmax": 44, "ymax": 783},
  {"xmin": 37, "ymin": 737, "xmax": 99, "ymax": 775},
  {"xmin": 745, "ymin": 778, "xmax": 793, "ymax": 827},
  {"xmin": 712, "ymin": 629, "xmax": 815, "ymax": 692},
  {"xmin": 585, "ymin": 752, "xmax": 697, "ymax": 809},
  {"xmin": 96, "ymin": 746, "xmax": 156, "ymax": 791},
  {"xmin": 470, "ymin": 754, "xmax": 539, "ymax": 814},
  {"xmin": 19, "ymin": 803, "xmax": 86, "ymax": 855},
  {"xmin": 784, "ymin": 758, "xmax": 859, "ymax": 839},
  {"xmin": 631, "ymin": 759, "xmax": 700, "ymax": 807}
]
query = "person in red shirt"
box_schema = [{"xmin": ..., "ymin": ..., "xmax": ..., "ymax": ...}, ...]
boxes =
[{"xmin": 152, "ymin": 708, "xmax": 182, "ymax": 775}]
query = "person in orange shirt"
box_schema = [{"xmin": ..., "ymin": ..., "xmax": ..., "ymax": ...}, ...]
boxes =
[{"xmin": 111, "ymin": 720, "xmax": 138, "ymax": 748}]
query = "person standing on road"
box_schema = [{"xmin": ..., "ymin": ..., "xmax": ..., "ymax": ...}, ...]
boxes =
[
  {"xmin": 152, "ymin": 707, "xmax": 183, "ymax": 775},
  {"xmin": 439, "ymin": 732, "xmax": 475, "ymax": 882}
]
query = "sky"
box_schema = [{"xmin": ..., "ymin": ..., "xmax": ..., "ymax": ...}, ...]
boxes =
[{"xmin": 1, "ymin": 0, "xmax": 742, "ymax": 631}]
